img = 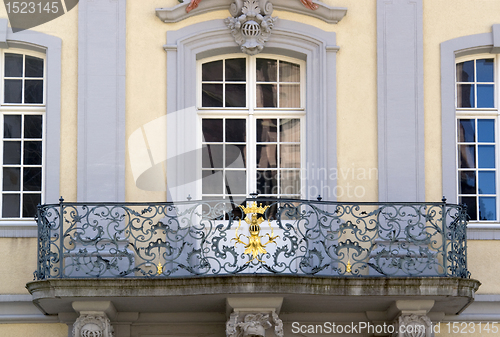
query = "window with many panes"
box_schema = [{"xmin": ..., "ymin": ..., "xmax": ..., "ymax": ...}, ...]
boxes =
[
  {"xmin": 0, "ymin": 50, "xmax": 44, "ymax": 218},
  {"xmin": 199, "ymin": 55, "xmax": 304, "ymax": 201},
  {"xmin": 456, "ymin": 55, "xmax": 497, "ymax": 221}
]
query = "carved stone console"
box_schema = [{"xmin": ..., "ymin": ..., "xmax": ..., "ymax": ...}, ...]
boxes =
[
  {"xmin": 73, "ymin": 313, "xmax": 114, "ymax": 337},
  {"xmin": 72, "ymin": 302, "xmax": 116, "ymax": 337},
  {"xmin": 226, "ymin": 297, "xmax": 284, "ymax": 337},
  {"xmin": 391, "ymin": 300, "xmax": 435, "ymax": 337},
  {"xmin": 393, "ymin": 314, "xmax": 433, "ymax": 337}
]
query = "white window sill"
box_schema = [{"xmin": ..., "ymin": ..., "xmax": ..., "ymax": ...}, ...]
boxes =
[
  {"xmin": 467, "ymin": 223, "xmax": 500, "ymax": 240},
  {"xmin": 0, "ymin": 220, "xmax": 37, "ymax": 237}
]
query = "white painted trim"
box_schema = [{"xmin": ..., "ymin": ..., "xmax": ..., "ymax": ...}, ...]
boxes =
[
  {"xmin": 0, "ymin": 221, "xmax": 37, "ymax": 237},
  {"xmin": 377, "ymin": 0, "xmax": 425, "ymax": 202},
  {"xmin": 77, "ymin": 0, "xmax": 126, "ymax": 202},
  {"xmin": 156, "ymin": 0, "xmax": 347, "ymax": 24}
]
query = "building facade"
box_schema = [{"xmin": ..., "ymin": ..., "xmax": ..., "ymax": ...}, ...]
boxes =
[{"xmin": 0, "ymin": 0, "xmax": 499, "ymax": 336}]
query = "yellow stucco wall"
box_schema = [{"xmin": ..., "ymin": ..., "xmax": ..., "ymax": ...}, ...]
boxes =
[
  {"xmin": 467, "ymin": 240, "xmax": 500, "ymax": 294},
  {"xmin": 0, "ymin": 238, "xmax": 37, "ymax": 294},
  {"xmin": 0, "ymin": 323, "xmax": 68, "ymax": 337},
  {"xmin": 0, "ymin": 6, "xmax": 79, "ymax": 201},
  {"xmin": 329, "ymin": 0, "xmax": 378, "ymax": 203}
]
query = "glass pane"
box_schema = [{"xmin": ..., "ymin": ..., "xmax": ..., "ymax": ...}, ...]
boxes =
[
  {"xmin": 225, "ymin": 84, "xmax": 246, "ymax": 107},
  {"xmin": 458, "ymin": 145, "xmax": 475, "ymax": 168},
  {"xmin": 202, "ymin": 60, "xmax": 223, "ymax": 81},
  {"xmin": 478, "ymin": 171, "xmax": 495, "ymax": 194},
  {"xmin": 257, "ymin": 144, "xmax": 277, "ymax": 168},
  {"xmin": 479, "ymin": 196, "xmax": 496, "ymax": 220},
  {"xmin": 225, "ymin": 119, "xmax": 246, "ymax": 143},
  {"xmin": 256, "ymin": 170, "xmax": 277, "ymax": 195},
  {"xmin": 24, "ymin": 115, "xmax": 43, "ymax": 138},
  {"xmin": 460, "ymin": 196, "xmax": 477, "ymax": 221},
  {"xmin": 3, "ymin": 168, "xmax": 20, "ymax": 191},
  {"xmin": 225, "ymin": 145, "xmax": 246, "ymax": 168},
  {"xmin": 279, "ymin": 84, "xmax": 300, "ymax": 108},
  {"xmin": 23, "ymin": 167, "xmax": 42, "ymax": 191},
  {"xmin": 3, "ymin": 141, "xmax": 21, "ymax": 165},
  {"xmin": 477, "ymin": 119, "xmax": 495, "ymax": 143},
  {"xmin": 202, "ymin": 84, "xmax": 223, "ymax": 107},
  {"xmin": 24, "ymin": 80, "xmax": 43, "ymax": 104},
  {"xmin": 478, "ymin": 145, "xmax": 495, "ymax": 168},
  {"xmin": 24, "ymin": 141, "xmax": 42, "ymax": 165},
  {"xmin": 202, "ymin": 144, "xmax": 223, "ymax": 168},
  {"xmin": 457, "ymin": 119, "xmax": 475, "ymax": 142},
  {"xmin": 280, "ymin": 170, "xmax": 301, "ymax": 195},
  {"xmin": 280, "ymin": 119, "xmax": 300, "ymax": 142},
  {"xmin": 456, "ymin": 61, "xmax": 474, "ymax": 82},
  {"xmin": 256, "ymin": 84, "xmax": 277, "ymax": 107},
  {"xmin": 2, "ymin": 194, "xmax": 20, "ymax": 218},
  {"xmin": 202, "ymin": 119, "xmax": 223, "ymax": 142},
  {"xmin": 202, "ymin": 170, "xmax": 223, "ymax": 194},
  {"xmin": 23, "ymin": 194, "xmax": 40, "ymax": 218},
  {"xmin": 4, "ymin": 115, "xmax": 21, "ymax": 138},
  {"xmin": 457, "ymin": 84, "xmax": 474, "ymax": 108},
  {"xmin": 256, "ymin": 59, "xmax": 277, "ymax": 82},
  {"xmin": 25, "ymin": 55, "xmax": 43, "ymax": 77},
  {"xmin": 280, "ymin": 145, "xmax": 300, "ymax": 168},
  {"xmin": 5, "ymin": 53, "xmax": 23, "ymax": 77},
  {"xmin": 279, "ymin": 61, "xmax": 300, "ymax": 82},
  {"xmin": 476, "ymin": 59, "xmax": 494, "ymax": 82},
  {"xmin": 4, "ymin": 79, "xmax": 22, "ymax": 103},
  {"xmin": 477, "ymin": 84, "xmax": 494, "ymax": 108},
  {"xmin": 459, "ymin": 171, "xmax": 476, "ymax": 194},
  {"xmin": 257, "ymin": 119, "xmax": 277, "ymax": 142},
  {"xmin": 225, "ymin": 170, "xmax": 246, "ymax": 194},
  {"xmin": 25, "ymin": 56, "xmax": 44, "ymax": 78},
  {"xmin": 225, "ymin": 58, "xmax": 246, "ymax": 81}
]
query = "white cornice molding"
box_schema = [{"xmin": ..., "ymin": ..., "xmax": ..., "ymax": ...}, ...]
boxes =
[{"xmin": 155, "ymin": 0, "xmax": 347, "ymax": 24}]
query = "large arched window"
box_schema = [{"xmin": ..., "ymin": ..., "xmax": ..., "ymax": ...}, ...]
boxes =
[
  {"xmin": 164, "ymin": 20, "xmax": 338, "ymax": 202},
  {"xmin": 198, "ymin": 55, "xmax": 305, "ymax": 200}
]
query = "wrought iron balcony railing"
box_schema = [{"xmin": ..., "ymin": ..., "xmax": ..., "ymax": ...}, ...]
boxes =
[{"xmin": 34, "ymin": 198, "xmax": 469, "ymax": 280}]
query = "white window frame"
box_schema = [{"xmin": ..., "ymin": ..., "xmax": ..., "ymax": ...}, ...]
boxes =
[
  {"xmin": 196, "ymin": 54, "xmax": 306, "ymax": 200},
  {"xmin": 0, "ymin": 48, "xmax": 46, "ymax": 221},
  {"xmin": 456, "ymin": 53, "xmax": 500, "ymax": 223}
]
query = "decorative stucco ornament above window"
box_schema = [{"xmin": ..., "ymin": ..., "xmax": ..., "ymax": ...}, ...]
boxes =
[
  {"xmin": 224, "ymin": 0, "xmax": 276, "ymax": 55},
  {"xmin": 156, "ymin": 0, "xmax": 347, "ymax": 24}
]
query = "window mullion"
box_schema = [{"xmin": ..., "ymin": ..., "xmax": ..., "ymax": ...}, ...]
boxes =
[{"xmin": 248, "ymin": 57, "xmax": 255, "ymax": 197}]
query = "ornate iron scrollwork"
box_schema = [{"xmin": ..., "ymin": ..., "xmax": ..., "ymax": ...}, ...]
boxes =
[{"xmin": 34, "ymin": 198, "xmax": 469, "ymax": 279}]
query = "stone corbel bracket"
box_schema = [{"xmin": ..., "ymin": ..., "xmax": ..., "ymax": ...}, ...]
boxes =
[{"xmin": 156, "ymin": 0, "xmax": 347, "ymax": 24}]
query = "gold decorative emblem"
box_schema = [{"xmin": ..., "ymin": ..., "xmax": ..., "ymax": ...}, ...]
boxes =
[
  {"xmin": 157, "ymin": 262, "xmax": 163, "ymax": 275},
  {"xmin": 233, "ymin": 202, "xmax": 279, "ymax": 263},
  {"xmin": 346, "ymin": 260, "xmax": 352, "ymax": 274}
]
